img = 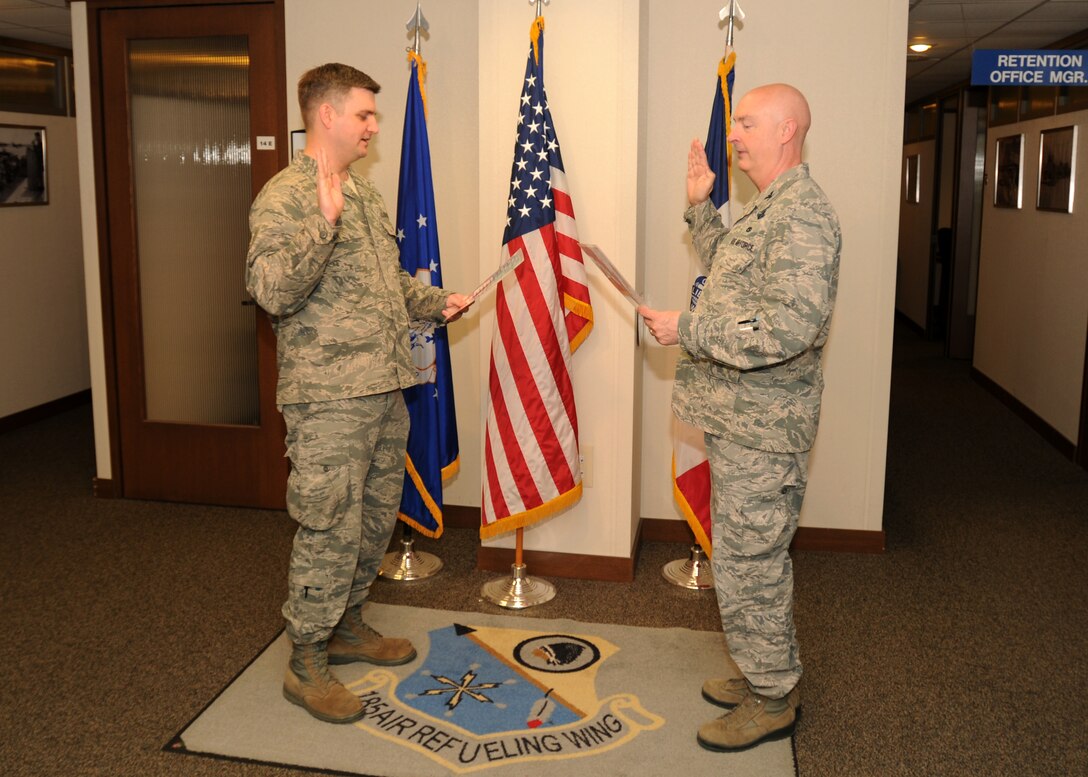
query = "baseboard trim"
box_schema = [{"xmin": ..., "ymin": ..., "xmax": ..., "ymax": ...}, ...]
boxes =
[
  {"xmin": 93, "ymin": 478, "xmax": 116, "ymax": 499},
  {"xmin": 971, "ymin": 367, "xmax": 1076, "ymax": 460},
  {"xmin": 476, "ymin": 545, "xmax": 636, "ymax": 583},
  {"xmin": 640, "ymin": 517, "xmax": 697, "ymax": 544},
  {"xmin": 791, "ymin": 526, "xmax": 886, "ymax": 554},
  {"xmin": 443, "ymin": 507, "xmax": 884, "ymax": 583},
  {"xmin": 0, "ymin": 389, "xmax": 91, "ymax": 434},
  {"xmin": 443, "ymin": 504, "xmax": 480, "ymax": 530},
  {"xmin": 640, "ymin": 517, "xmax": 886, "ymax": 554},
  {"xmin": 445, "ymin": 504, "xmax": 637, "ymax": 582}
]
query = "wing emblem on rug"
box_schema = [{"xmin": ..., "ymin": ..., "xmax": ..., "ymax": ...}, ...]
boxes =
[{"xmin": 347, "ymin": 622, "xmax": 664, "ymax": 773}]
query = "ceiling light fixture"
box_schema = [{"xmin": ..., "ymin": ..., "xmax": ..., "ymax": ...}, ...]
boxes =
[{"xmin": 909, "ymin": 43, "xmax": 933, "ymax": 53}]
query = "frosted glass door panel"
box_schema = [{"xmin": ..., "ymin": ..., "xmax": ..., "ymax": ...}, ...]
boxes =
[{"xmin": 129, "ymin": 37, "xmax": 258, "ymax": 425}]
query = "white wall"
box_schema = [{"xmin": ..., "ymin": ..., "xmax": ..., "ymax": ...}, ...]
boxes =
[
  {"xmin": 897, "ymin": 139, "xmax": 935, "ymax": 329},
  {"xmin": 75, "ymin": 0, "xmax": 907, "ymax": 544},
  {"xmin": 975, "ymin": 111, "xmax": 1088, "ymax": 443},
  {"xmin": 283, "ymin": 0, "xmax": 484, "ymax": 511},
  {"xmin": 0, "ymin": 109, "xmax": 89, "ymax": 418},
  {"xmin": 639, "ymin": 0, "xmax": 906, "ymax": 533}
]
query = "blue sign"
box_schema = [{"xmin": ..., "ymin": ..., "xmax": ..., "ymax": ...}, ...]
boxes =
[{"xmin": 972, "ymin": 50, "xmax": 1088, "ymax": 86}]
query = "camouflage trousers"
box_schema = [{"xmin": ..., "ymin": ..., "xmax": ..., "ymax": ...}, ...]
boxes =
[
  {"xmin": 280, "ymin": 393, "xmax": 409, "ymax": 646},
  {"xmin": 706, "ymin": 435, "xmax": 808, "ymax": 699}
]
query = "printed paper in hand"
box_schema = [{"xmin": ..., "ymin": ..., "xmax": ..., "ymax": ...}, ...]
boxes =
[
  {"xmin": 448, "ymin": 248, "xmax": 526, "ymax": 317},
  {"xmin": 580, "ymin": 243, "xmax": 645, "ymax": 308}
]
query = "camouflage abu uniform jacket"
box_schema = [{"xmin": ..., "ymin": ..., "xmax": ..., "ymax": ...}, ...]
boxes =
[
  {"xmin": 246, "ymin": 153, "xmax": 449, "ymax": 406},
  {"xmin": 673, "ymin": 163, "xmax": 841, "ymax": 453}
]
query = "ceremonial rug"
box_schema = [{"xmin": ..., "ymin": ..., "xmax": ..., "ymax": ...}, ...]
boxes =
[{"xmin": 167, "ymin": 603, "xmax": 797, "ymax": 777}]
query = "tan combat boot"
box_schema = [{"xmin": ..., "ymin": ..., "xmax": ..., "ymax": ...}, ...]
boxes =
[
  {"xmin": 327, "ymin": 607, "xmax": 417, "ymax": 666},
  {"xmin": 701, "ymin": 649, "xmax": 747, "ymax": 708},
  {"xmin": 282, "ymin": 641, "xmax": 365, "ymax": 724},
  {"xmin": 701, "ymin": 676, "xmax": 748, "ymax": 709},
  {"xmin": 696, "ymin": 685, "xmax": 800, "ymax": 751}
]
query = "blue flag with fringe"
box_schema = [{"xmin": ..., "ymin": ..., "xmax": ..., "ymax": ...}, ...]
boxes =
[
  {"xmin": 395, "ymin": 53, "xmax": 458, "ymax": 538},
  {"xmin": 705, "ymin": 49, "xmax": 736, "ymax": 211}
]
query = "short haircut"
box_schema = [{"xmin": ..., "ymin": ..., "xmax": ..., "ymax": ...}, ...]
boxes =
[{"xmin": 297, "ymin": 63, "xmax": 381, "ymax": 127}]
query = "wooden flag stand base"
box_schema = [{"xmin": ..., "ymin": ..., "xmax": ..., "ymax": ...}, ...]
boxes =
[
  {"xmin": 480, "ymin": 528, "xmax": 555, "ymax": 608},
  {"xmin": 662, "ymin": 543, "xmax": 714, "ymax": 590},
  {"xmin": 378, "ymin": 525, "xmax": 443, "ymax": 581}
]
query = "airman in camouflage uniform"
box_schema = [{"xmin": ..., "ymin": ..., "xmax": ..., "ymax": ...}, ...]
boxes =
[
  {"xmin": 639, "ymin": 84, "xmax": 840, "ymax": 751},
  {"xmin": 246, "ymin": 63, "xmax": 469, "ymax": 725}
]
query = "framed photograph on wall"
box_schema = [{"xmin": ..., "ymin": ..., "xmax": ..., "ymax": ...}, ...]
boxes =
[
  {"xmin": 0, "ymin": 124, "xmax": 48, "ymax": 206},
  {"xmin": 0, "ymin": 45, "xmax": 71, "ymax": 116},
  {"xmin": 994, "ymin": 134, "xmax": 1023, "ymax": 208},
  {"xmin": 1037, "ymin": 125, "xmax": 1077, "ymax": 213},
  {"xmin": 290, "ymin": 129, "xmax": 306, "ymax": 158},
  {"xmin": 905, "ymin": 153, "xmax": 920, "ymax": 204}
]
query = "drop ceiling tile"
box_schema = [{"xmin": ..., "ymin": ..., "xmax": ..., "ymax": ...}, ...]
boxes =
[
  {"xmin": 1021, "ymin": 1, "xmax": 1088, "ymax": 22},
  {"xmin": 2, "ymin": 6, "xmax": 68, "ymax": 27},
  {"xmin": 979, "ymin": 32, "xmax": 1065, "ymax": 48},
  {"xmin": 961, "ymin": 1, "xmax": 1041, "ymax": 21},
  {"xmin": 964, "ymin": 20, "xmax": 1006, "ymax": 36},
  {"xmin": 911, "ymin": 4, "xmax": 966, "ymax": 23},
  {"xmin": 1005, "ymin": 18, "xmax": 1087, "ymax": 35},
  {"xmin": 910, "ymin": 19, "xmax": 971, "ymax": 37}
]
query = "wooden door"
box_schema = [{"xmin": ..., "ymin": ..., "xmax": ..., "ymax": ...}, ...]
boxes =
[{"xmin": 98, "ymin": 2, "xmax": 287, "ymax": 507}]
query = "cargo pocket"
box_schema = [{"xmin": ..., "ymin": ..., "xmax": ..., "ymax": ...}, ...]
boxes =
[
  {"xmin": 288, "ymin": 568, "xmax": 333, "ymax": 603},
  {"xmin": 287, "ymin": 454, "xmax": 352, "ymax": 531},
  {"xmin": 732, "ymin": 480, "xmax": 803, "ymax": 556}
]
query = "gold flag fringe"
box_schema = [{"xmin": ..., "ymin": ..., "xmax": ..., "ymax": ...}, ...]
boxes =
[
  {"xmin": 480, "ymin": 482, "xmax": 583, "ymax": 540},
  {"xmin": 408, "ymin": 50, "xmax": 428, "ymax": 118},
  {"xmin": 718, "ymin": 50, "xmax": 736, "ymax": 177},
  {"xmin": 530, "ymin": 16, "xmax": 545, "ymax": 65}
]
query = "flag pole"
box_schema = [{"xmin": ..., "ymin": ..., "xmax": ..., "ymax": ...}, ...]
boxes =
[
  {"xmin": 720, "ymin": 0, "xmax": 745, "ymax": 49},
  {"xmin": 379, "ymin": 1, "xmax": 444, "ymax": 583},
  {"xmin": 662, "ymin": 541, "xmax": 714, "ymax": 590},
  {"xmin": 663, "ymin": 1, "xmax": 744, "ymax": 591},
  {"xmin": 380, "ymin": 522, "xmax": 445, "ymax": 581},
  {"xmin": 410, "ymin": 1, "xmax": 426, "ymax": 54},
  {"xmin": 480, "ymin": 0, "xmax": 559, "ymax": 609},
  {"xmin": 481, "ymin": 525, "xmax": 556, "ymax": 608}
]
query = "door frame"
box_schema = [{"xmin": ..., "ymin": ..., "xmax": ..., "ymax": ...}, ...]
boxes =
[
  {"xmin": 85, "ymin": 0, "xmax": 287, "ymax": 500},
  {"xmin": 1078, "ymin": 316, "xmax": 1087, "ymax": 471},
  {"xmin": 945, "ymin": 87, "xmax": 987, "ymax": 361}
]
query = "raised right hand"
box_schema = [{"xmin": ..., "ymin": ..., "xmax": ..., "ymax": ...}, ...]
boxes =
[
  {"xmin": 687, "ymin": 138, "xmax": 715, "ymax": 206},
  {"xmin": 316, "ymin": 147, "xmax": 344, "ymax": 225}
]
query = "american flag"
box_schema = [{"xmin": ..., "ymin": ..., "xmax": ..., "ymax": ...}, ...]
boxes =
[
  {"xmin": 673, "ymin": 48, "xmax": 736, "ymax": 556},
  {"xmin": 481, "ymin": 17, "xmax": 593, "ymax": 539}
]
